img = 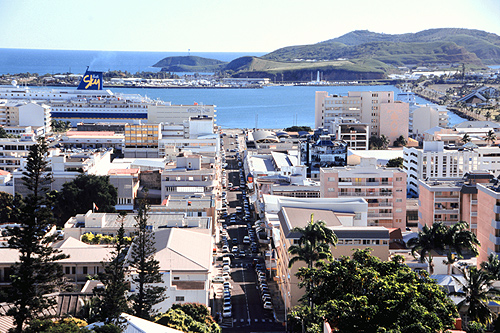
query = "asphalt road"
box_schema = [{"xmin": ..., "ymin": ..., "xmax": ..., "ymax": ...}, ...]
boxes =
[{"xmin": 219, "ymin": 130, "xmax": 285, "ymax": 333}]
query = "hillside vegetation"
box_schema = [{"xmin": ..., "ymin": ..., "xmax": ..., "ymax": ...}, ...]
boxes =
[
  {"xmin": 152, "ymin": 29, "xmax": 500, "ymax": 80},
  {"xmin": 152, "ymin": 56, "xmax": 227, "ymax": 72},
  {"xmin": 264, "ymin": 28, "xmax": 500, "ymax": 66}
]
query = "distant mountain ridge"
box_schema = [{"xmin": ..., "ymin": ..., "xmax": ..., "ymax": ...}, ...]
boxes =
[
  {"xmin": 263, "ymin": 28, "xmax": 500, "ymax": 65},
  {"xmin": 151, "ymin": 29, "xmax": 500, "ymax": 81}
]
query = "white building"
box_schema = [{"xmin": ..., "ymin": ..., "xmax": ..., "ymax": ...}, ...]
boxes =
[
  {"xmin": 0, "ymin": 135, "xmax": 37, "ymax": 172},
  {"xmin": 0, "ymin": 100, "xmax": 51, "ymax": 135},
  {"xmin": 126, "ymin": 228, "xmax": 213, "ymax": 311},
  {"xmin": 411, "ymin": 104, "xmax": 449, "ymax": 137},
  {"xmin": 403, "ymin": 141, "xmax": 500, "ymax": 197}
]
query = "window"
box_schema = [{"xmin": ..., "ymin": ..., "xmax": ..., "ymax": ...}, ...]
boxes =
[
  {"xmin": 72, "ymin": 267, "xmax": 76, "ymax": 275},
  {"xmin": 176, "ymin": 296, "xmax": 185, "ymax": 302},
  {"xmin": 395, "ymin": 208, "xmax": 402, "ymax": 213},
  {"xmin": 396, "ymin": 198, "xmax": 403, "ymax": 202},
  {"xmin": 363, "ymin": 239, "xmax": 371, "ymax": 245},
  {"xmin": 173, "ymin": 277, "xmax": 180, "ymax": 280},
  {"xmin": 396, "ymin": 177, "xmax": 402, "ymax": 181},
  {"xmin": 65, "ymin": 267, "xmax": 70, "ymax": 275},
  {"xmin": 83, "ymin": 267, "xmax": 88, "ymax": 275},
  {"xmin": 354, "ymin": 213, "xmax": 361, "ymax": 220},
  {"xmin": 328, "ymin": 188, "xmax": 335, "ymax": 192},
  {"xmin": 328, "ymin": 177, "xmax": 335, "ymax": 182}
]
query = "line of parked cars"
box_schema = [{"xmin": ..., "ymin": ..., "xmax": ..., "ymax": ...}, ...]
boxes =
[{"xmin": 255, "ymin": 261, "xmax": 273, "ymax": 310}]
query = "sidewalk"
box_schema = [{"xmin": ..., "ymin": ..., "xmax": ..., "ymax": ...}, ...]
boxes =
[{"xmin": 267, "ymin": 276, "xmax": 286, "ymax": 324}]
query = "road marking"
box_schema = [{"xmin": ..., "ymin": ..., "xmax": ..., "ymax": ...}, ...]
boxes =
[{"xmin": 240, "ymin": 319, "xmax": 244, "ymax": 322}]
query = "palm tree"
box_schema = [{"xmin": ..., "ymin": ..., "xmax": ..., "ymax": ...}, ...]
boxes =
[
  {"xmin": 485, "ymin": 129, "xmax": 496, "ymax": 147},
  {"xmin": 394, "ymin": 135, "xmax": 407, "ymax": 147},
  {"xmin": 480, "ymin": 253, "xmax": 500, "ymax": 280},
  {"xmin": 450, "ymin": 266, "xmax": 500, "ymax": 326},
  {"xmin": 443, "ymin": 221, "xmax": 480, "ymax": 274},
  {"xmin": 380, "ymin": 134, "xmax": 390, "ymax": 149},
  {"xmin": 288, "ymin": 215, "xmax": 338, "ymax": 269},
  {"xmin": 461, "ymin": 133, "xmax": 472, "ymax": 145},
  {"xmin": 288, "ymin": 215, "xmax": 338, "ymax": 308},
  {"xmin": 407, "ymin": 222, "xmax": 447, "ymax": 274}
]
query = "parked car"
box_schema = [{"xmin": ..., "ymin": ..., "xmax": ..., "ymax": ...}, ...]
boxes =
[
  {"xmin": 223, "ymin": 308, "xmax": 232, "ymax": 317},
  {"xmin": 263, "ymin": 301, "xmax": 273, "ymax": 310},
  {"xmin": 213, "ymin": 276, "xmax": 224, "ymax": 283}
]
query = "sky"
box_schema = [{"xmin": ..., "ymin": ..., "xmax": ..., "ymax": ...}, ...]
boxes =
[{"xmin": 1, "ymin": 0, "xmax": 499, "ymax": 53}]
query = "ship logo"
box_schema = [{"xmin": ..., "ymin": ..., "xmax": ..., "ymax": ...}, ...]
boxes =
[{"xmin": 77, "ymin": 68, "xmax": 103, "ymax": 90}]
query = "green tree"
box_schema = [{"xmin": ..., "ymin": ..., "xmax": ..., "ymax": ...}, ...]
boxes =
[
  {"xmin": 393, "ymin": 135, "xmax": 407, "ymax": 147},
  {"xmin": 288, "ymin": 215, "xmax": 337, "ymax": 307},
  {"xmin": 450, "ymin": 265, "xmax": 500, "ymax": 326},
  {"xmin": 294, "ymin": 249, "xmax": 457, "ymax": 332},
  {"xmin": 93, "ymin": 212, "xmax": 130, "ymax": 324},
  {"xmin": 128, "ymin": 199, "xmax": 165, "ymax": 319},
  {"xmin": 155, "ymin": 305, "xmax": 220, "ymax": 333},
  {"xmin": 5, "ymin": 137, "xmax": 69, "ymax": 332},
  {"xmin": 53, "ymin": 174, "xmax": 117, "ymax": 225},
  {"xmin": 288, "ymin": 215, "xmax": 338, "ymax": 270},
  {"xmin": 461, "ymin": 133, "xmax": 472, "ymax": 145},
  {"xmin": 485, "ymin": 129, "xmax": 497, "ymax": 146},
  {"xmin": 443, "ymin": 221, "xmax": 480, "ymax": 274},
  {"xmin": 386, "ymin": 157, "xmax": 404, "ymax": 168},
  {"xmin": 480, "ymin": 253, "xmax": 500, "ymax": 280},
  {"xmin": 0, "ymin": 192, "xmax": 23, "ymax": 223},
  {"xmin": 407, "ymin": 222, "xmax": 447, "ymax": 274},
  {"xmin": 50, "ymin": 120, "xmax": 72, "ymax": 133},
  {"xmin": 408, "ymin": 222, "xmax": 479, "ymax": 275},
  {"xmin": 0, "ymin": 126, "xmax": 9, "ymax": 138}
]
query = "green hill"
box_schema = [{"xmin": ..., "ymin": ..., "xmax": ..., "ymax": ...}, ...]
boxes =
[
  {"xmin": 224, "ymin": 56, "xmax": 387, "ymax": 81},
  {"xmin": 152, "ymin": 56, "xmax": 227, "ymax": 72},
  {"xmin": 263, "ymin": 28, "xmax": 500, "ymax": 66}
]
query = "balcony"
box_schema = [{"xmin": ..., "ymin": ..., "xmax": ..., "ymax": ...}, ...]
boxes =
[
  {"xmin": 368, "ymin": 202, "xmax": 393, "ymax": 208},
  {"xmin": 351, "ymin": 181, "xmax": 393, "ymax": 187},
  {"xmin": 490, "ymin": 234, "xmax": 500, "ymax": 246},
  {"xmin": 471, "ymin": 211, "xmax": 478, "ymax": 217},
  {"xmin": 434, "ymin": 197, "xmax": 459, "ymax": 203},
  {"xmin": 471, "ymin": 200, "xmax": 478, "ymax": 205},
  {"xmin": 338, "ymin": 191, "xmax": 392, "ymax": 197},
  {"xmin": 434, "ymin": 209, "xmax": 459, "ymax": 214},
  {"xmin": 367, "ymin": 213, "xmax": 393, "ymax": 219},
  {"xmin": 491, "ymin": 219, "xmax": 500, "ymax": 230},
  {"xmin": 495, "ymin": 205, "xmax": 500, "ymax": 214}
]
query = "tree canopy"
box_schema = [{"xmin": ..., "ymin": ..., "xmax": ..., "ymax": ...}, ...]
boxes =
[
  {"xmin": 292, "ymin": 249, "xmax": 458, "ymax": 333},
  {"xmin": 386, "ymin": 157, "xmax": 404, "ymax": 168},
  {"xmin": 155, "ymin": 303, "xmax": 220, "ymax": 333},
  {"xmin": 53, "ymin": 174, "xmax": 117, "ymax": 225}
]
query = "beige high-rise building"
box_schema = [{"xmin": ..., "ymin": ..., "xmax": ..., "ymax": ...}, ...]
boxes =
[{"xmin": 315, "ymin": 91, "xmax": 409, "ymax": 144}]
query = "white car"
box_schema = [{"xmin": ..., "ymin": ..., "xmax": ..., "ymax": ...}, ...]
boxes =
[
  {"xmin": 222, "ymin": 272, "xmax": 230, "ymax": 280},
  {"xmin": 243, "ymin": 236, "xmax": 250, "ymax": 244},
  {"xmin": 222, "ymin": 245, "xmax": 229, "ymax": 253},
  {"xmin": 223, "ymin": 308, "xmax": 232, "ymax": 317},
  {"xmin": 263, "ymin": 301, "xmax": 273, "ymax": 310},
  {"xmin": 222, "ymin": 265, "xmax": 230, "ymax": 273}
]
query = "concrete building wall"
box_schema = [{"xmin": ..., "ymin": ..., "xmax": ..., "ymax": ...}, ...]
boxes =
[
  {"xmin": 380, "ymin": 102, "xmax": 409, "ymax": 144},
  {"xmin": 477, "ymin": 184, "xmax": 500, "ymax": 264}
]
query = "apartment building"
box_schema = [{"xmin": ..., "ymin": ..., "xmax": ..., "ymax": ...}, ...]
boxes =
[
  {"xmin": 417, "ymin": 172, "xmax": 494, "ymax": 234},
  {"xmin": 161, "ymin": 154, "xmax": 218, "ymax": 201},
  {"xmin": 275, "ymin": 207, "xmax": 389, "ymax": 308},
  {"xmin": 404, "ymin": 141, "xmax": 500, "ymax": 197},
  {"xmin": 332, "ymin": 117, "xmax": 370, "ymax": 150},
  {"xmin": 0, "ymin": 135, "xmax": 37, "ymax": 172},
  {"xmin": 59, "ymin": 131, "xmax": 124, "ymax": 151},
  {"xmin": 411, "ymin": 104, "xmax": 449, "ymax": 137},
  {"xmin": 315, "ymin": 91, "xmax": 409, "ymax": 143},
  {"xmin": 477, "ymin": 182, "xmax": 500, "ymax": 264},
  {"xmin": 0, "ymin": 100, "xmax": 51, "ymax": 135},
  {"xmin": 320, "ymin": 158, "xmax": 407, "ymax": 230},
  {"xmin": 63, "ymin": 210, "xmax": 212, "ymax": 240},
  {"xmin": 123, "ymin": 123, "xmax": 161, "ymax": 158}
]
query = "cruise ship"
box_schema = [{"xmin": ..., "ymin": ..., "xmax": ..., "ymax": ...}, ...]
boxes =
[{"xmin": 0, "ymin": 70, "xmax": 169, "ymax": 125}]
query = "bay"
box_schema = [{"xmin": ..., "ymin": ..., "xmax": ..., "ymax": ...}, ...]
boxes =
[{"xmin": 108, "ymin": 85, "xmax": 464, "ymax": 129}]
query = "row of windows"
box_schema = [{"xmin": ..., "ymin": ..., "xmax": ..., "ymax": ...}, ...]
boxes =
[{"xmin": 337, "ymin": 239, "xmax": 388, "ymax": 245}]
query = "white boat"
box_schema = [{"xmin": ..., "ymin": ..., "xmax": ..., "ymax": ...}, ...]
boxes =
[{"xmin": 0, "ymin": 70, "xmax": 169, "ymax": 125}]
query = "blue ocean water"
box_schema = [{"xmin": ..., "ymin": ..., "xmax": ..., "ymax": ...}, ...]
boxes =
[
  {"xmin": 0, "ymin": 48, "xmax": 465, "ymax": 128},
  {"xmin": 109, "ymin": 85, "xmax": 464, "ymax": 129},
  {"xmin": 0, "ymin": 48, "xmax": 265, "ymax": 75}
]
